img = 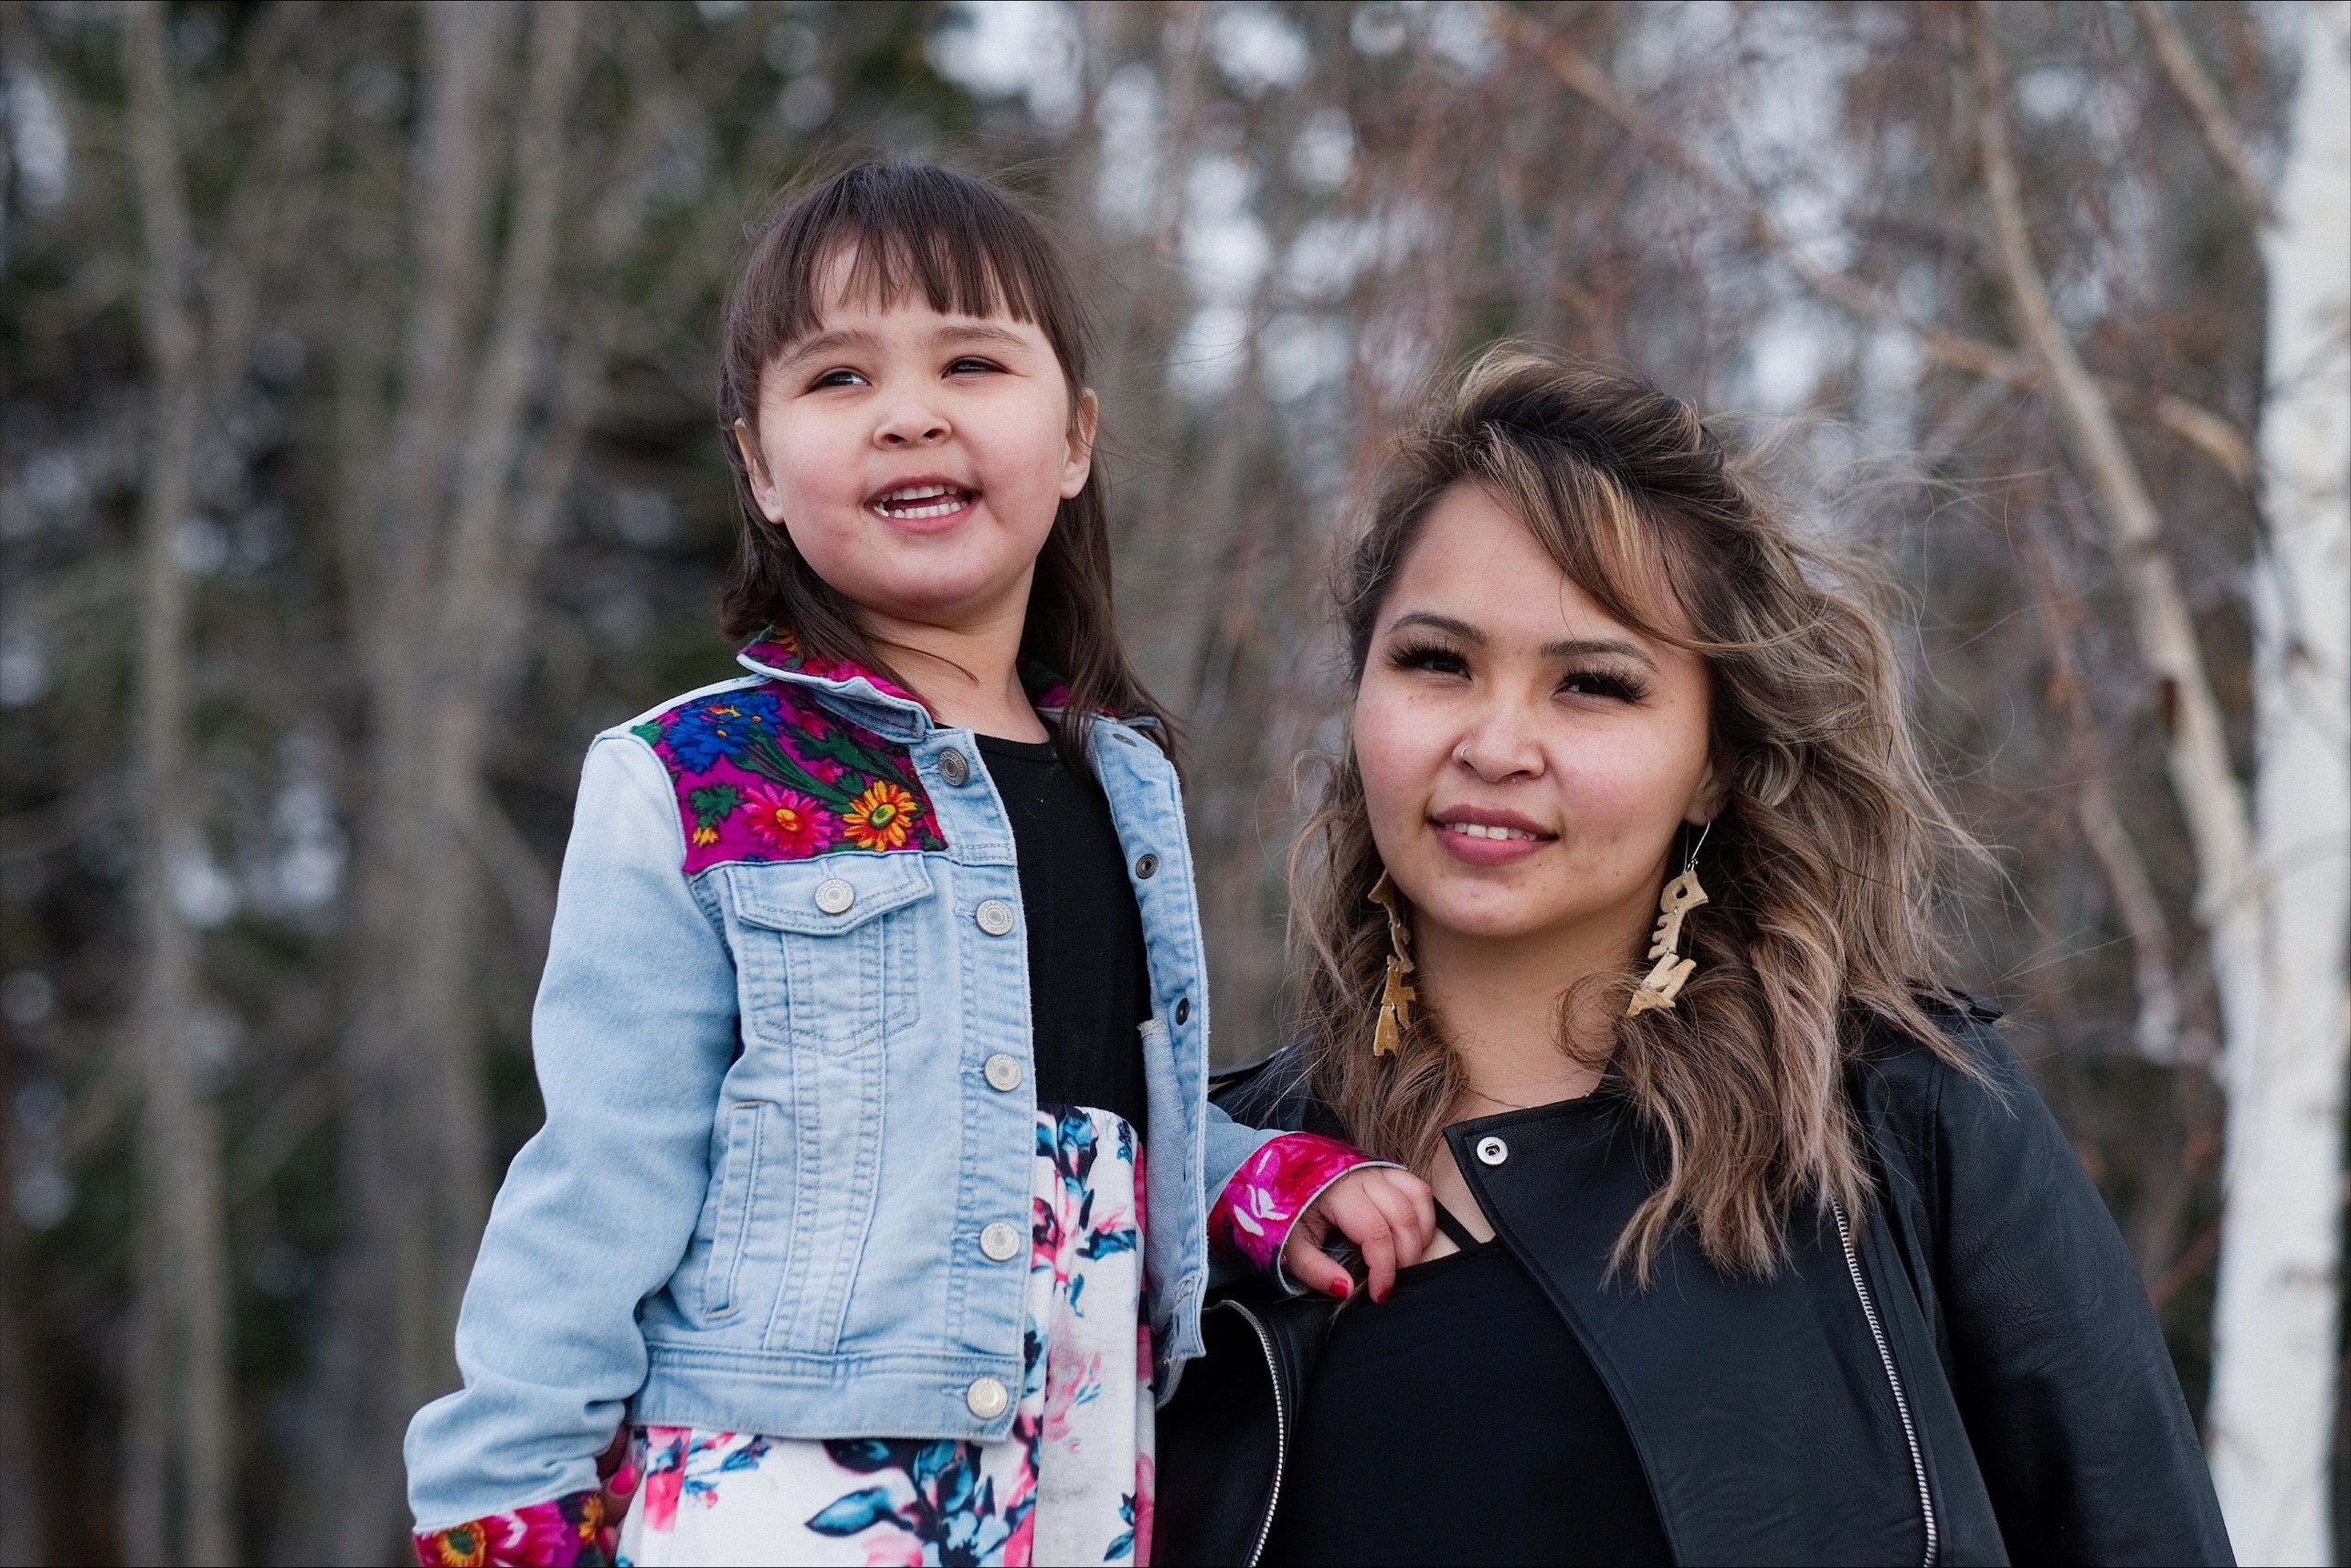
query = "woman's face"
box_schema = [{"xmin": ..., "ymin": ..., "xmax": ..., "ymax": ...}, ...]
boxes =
[{"xmin": 1352, "ymin": 483, "xmax": 1722, "ymax": 959}]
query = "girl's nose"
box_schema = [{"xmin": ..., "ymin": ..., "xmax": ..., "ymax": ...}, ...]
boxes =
[{"xmin": 874, "ymin": 400, "xmax": 950, "ymax": 448}]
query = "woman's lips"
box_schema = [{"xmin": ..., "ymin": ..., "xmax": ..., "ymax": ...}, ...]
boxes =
[{"xmin": 1431, "ymin": 812, "xmax": 1553, "ymax": 866}]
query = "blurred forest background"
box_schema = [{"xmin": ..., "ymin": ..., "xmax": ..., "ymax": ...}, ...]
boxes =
[{"xmin": 0, "ymin": 0, "xmax": 2345, "ymax": 1563}]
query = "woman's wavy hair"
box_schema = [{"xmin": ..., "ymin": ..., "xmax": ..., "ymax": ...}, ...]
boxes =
[
  {"xmin": 1289, "ymin": 346, "xmax": 1986, "ymax": 1281},
  {"xmin": 715, "ymin": 161, "xmax": 1167, "ymax": 758}
]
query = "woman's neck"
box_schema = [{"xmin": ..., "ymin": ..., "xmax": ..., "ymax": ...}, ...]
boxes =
[
  {"xmin": 1414, "ymin": 898, "xmax": 1651, "ymax": 1114},
  {"xmin": 858, "ymin": 591, "xmax": 1048, "ymax": 744}
]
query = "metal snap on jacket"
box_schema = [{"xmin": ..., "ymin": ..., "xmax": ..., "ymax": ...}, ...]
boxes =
[
  {"xmin": 965, "ymin": 1376, "xmax": 1010, "ymax": 1419},
  {"xmin": 1135, "ymin": 853, "xmax": 1159, "ymax": 879},
  {"xmin": 975, "ymin": 899, "xmax": 1016, "ymax": 937},
  {"xmin": 813, "ymin": 878, "xmax": 855, "ymax": 916},
  {"xmin": 1476, "ymin": 1135, "xmax": 1509, "ymax": 1167},
  {"xmin": 983, "ymin": 1054, "xmax": 1023, "ymax": 1093},
  {"xmin": 1174, "ymin": 997, "xmax": 1191, "ymax": 1025},
  {"xmin": 980, "ymin": 1222, "xmax": 1022, "ymax": 1262},
  {"xmin": 937, "ymin": 747, "xmax": 969, "ymax": 786}
]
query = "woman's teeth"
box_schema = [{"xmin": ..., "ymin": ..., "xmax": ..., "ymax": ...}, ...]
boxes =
[
  {"xmin": 1444, "ymin": 821, "xmax": 1541, "ymax": 842},
  {"xmin": 872, "ymin": 483, "xmax": 970, "ymax": 519}
]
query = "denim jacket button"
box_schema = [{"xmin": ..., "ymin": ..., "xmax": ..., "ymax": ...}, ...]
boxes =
[
  {"xmin": 1135, "ymin": 853, "xmax": 1159, "ymax": 879},
  {"xmin": 1174, "ymin": 997, "xmax": 1191, "ymax": 1025},
  {"xmin": 980, "ymin": 1222, "xmax": 1022, "ymax": 1262},
  {"xmin": 813, "ymin": 878, "xmax": 855, "ymax": 916},
  {"xmin": 966, "ymin": 1376, "xmax": 1011, "ymax": 1419},
  {"xmin": 937, "ymin": 747, "xmax": 970, "ymax": 786},
  {"xmin": 983, "ymin": 1054, "xmax": 1023, "ymax": 1093},
  {"xmin": 975, "ymin": 899, "xmax": 1017, "ymax": 937}
]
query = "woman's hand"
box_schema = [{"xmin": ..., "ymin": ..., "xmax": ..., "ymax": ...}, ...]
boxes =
[{"xmin": 1282, "ymin": 1166, "xmax": 1436, "ymax": 1303}]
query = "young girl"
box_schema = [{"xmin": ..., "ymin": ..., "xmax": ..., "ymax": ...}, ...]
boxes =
[{"xmin": 405, "ymin": 163, "xmax": 1432, "ymax": 1568}]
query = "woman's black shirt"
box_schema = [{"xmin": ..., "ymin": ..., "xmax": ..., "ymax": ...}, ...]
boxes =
[
  {"xmin": 1265, "ymin": 1203, "xmax": 1672, "ymax": 1566},
  {"xmin": 978, "ymin": 734, "xmax": 1151, "ymax": 1136}
]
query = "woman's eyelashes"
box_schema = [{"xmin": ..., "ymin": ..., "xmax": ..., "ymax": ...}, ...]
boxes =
[
  {"xmin": 1387, "ymin": 639, "xmax": 1470, "ymax": 678},
  {"xmin": 1385, "ymin": 640, "xmax": 1649, "ymax": 704},
  {"xmin": 1559, "ymin": 667, "xmax": 1649, "ymax": 704}
]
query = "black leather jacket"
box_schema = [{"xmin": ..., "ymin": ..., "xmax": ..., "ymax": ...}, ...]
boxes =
[{"xmin": 1156, "ymin": 997, "xmax": 2232, "ymax": 1567}]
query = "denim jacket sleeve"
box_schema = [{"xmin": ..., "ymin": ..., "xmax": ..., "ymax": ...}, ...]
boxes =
[{"xmin": 405, "ymin": 733, "xmax": 739, "ymax": 1530}]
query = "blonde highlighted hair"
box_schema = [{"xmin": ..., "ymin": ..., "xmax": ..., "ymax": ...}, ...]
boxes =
[{"xmin": 1289, "ymin": 347, "xmax": 1986, "ymax": 1281}]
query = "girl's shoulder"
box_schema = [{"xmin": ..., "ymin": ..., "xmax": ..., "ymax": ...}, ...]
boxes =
[{"xmin": 610, "ymin": 673, "xmax": 949, "ymax": 876}]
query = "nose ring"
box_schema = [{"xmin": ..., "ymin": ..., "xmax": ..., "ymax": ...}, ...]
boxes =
[{"xmin": 1454, "ymin": 742, "xmax": 1472, "ymax": 767}]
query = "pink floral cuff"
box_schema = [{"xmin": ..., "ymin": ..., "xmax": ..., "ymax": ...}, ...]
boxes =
[
  {"xmin": 414, "ymin": 1489, "xmax": 613, "ymax": 1566},
  {"xmin": 1208, "ymin": 1130, "xmax": 1395, "ymax": 1287}
]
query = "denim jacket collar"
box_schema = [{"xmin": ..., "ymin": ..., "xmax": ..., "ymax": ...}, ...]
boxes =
[{"xmin": 735, "ymin": 628, "xmax": 1111, "ymax": 740}]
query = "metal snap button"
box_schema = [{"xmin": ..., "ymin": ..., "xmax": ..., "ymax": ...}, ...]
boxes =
[
  {"xmin": 813, "ymin": 877, "xmax": 855, "ymax": 916},
  {"xmin": 983, "ymin": 1054, "xmax": 1023, "ymax": 1093},
  {"xmin": 938, "ymin": 747, "xmax": 969, "ymax": 786},
  {"xmin": 966, "ymin": 1375, "xmax": 1010, "ymax": 1419},
  {"xmin": 1135, "ymin": 853, "xmax": 1159, "ymax": 880},
  {"xmin": 980, "ymin": 1221, "xmax": 1023, "ymax": 1262},
  {"xmin": 1174, "ymin": 997, "xmax": 1191, "ymax": 1025},
  {"xmin": 1475, "ymin": 1135, "xmax": 1509, "ymax": 1167},
  {"xmin": 975, "ymin": 899, "xmax": 1016, "ymax": 937}
]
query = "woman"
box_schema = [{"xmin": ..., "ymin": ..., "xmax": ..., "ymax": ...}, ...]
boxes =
[{"xmin": 1159, "ymin": 350, "xmax": 2230, "ymax": 1566}]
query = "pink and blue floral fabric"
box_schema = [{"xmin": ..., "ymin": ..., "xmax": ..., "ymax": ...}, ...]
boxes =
[{"xmin": 609, "ymin": 1106, "xmax": 1154, "ymax": 1567}]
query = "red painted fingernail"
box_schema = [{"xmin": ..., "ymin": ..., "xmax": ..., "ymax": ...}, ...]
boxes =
[
  {"xmin": 1331, "ymin": 1277, "xmax": 1352, "ymax": 1298},
  {"xmin": 1374, "ymin": 1286, "xmax": 1390, "ymax": 1304}
]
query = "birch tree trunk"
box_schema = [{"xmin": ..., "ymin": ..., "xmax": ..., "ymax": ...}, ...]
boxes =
[
  {"xmin": 122, "ymin": 5, "xmax": 236, "ymax": 1562},
  {"xmin": 2205, "ymin": 7, "xmax": 2351, "ymax": 1560}
]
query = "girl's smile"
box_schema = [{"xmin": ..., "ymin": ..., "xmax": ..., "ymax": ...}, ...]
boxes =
[{"xmin": 865, "ymin": 474, "xmax": 980, "ymax": 531}]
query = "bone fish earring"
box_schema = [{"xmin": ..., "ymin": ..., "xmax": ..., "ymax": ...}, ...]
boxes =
[
  {"xmin": 1627, "ymin": 825, "xmax": 1711, "ymax": 1017},
  {"xmin": 1367, "ymin": 870, "xmax": 1417, "ymax": 1056}
]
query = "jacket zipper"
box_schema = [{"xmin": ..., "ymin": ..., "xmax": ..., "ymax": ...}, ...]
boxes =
[
  {"xmin": 1833, "ymin": 1200, "xmax": 1938, "ymax": 1568},
  {"xmin": 1227, "ymin": 1298, "xmax": 1288, "ymax": 1567}
]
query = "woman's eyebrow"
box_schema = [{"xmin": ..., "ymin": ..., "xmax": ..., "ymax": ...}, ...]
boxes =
[
  {"xmin": 1389, "ymin": 611, "xmax": 1483, "ymax": 643},
  {"xmin": 1542, "ymin": 635, "xmax": 1657, "ymax": 669}
]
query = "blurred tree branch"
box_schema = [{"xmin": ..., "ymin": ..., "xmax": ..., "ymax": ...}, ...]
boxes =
[
  {"xmin": 2133, "ymin": 0, "xmax": 2274, "ymax": 225},
  {"xmin": 1486, "ymin": 2, "xmax": 2256, "ymax": 485}
]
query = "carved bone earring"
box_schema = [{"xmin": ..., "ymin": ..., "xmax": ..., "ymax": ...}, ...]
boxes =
[
  {"xmin": 1627, "ymin": 824, "xmax": 1711, "ymax": 1017},
  {"xmin": 1367, "ymin": 870, "xmax": 1417, "ymax": 1056}
]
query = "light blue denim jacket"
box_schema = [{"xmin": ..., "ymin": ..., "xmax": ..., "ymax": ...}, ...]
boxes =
[{"xmin": 405, "ymin": 636, "xmax": 1290, "ymax": 1529}]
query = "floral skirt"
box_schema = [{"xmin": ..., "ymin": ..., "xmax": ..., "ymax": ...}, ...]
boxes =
[{"xmin": 614, "ymin": 1107, "xmax": 1153, "ymax": 1567}]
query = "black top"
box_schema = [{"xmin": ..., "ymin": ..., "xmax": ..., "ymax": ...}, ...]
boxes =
[
  {"xmin": 978, "ymin": 734, "xmax": 1152, "ymax": 1138},
  {"xmin": 1266, "ymin": 1202, "xmax": 1672, "ymax": 1567}
]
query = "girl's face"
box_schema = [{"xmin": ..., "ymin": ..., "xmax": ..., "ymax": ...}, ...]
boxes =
[
  {"xmin": 736, "ymin": 278, "xmax": 1096, "ymax": 631},
  {"xmin": 1352, "ymin": 483, "xmax": 1723, "ymax": 958}
]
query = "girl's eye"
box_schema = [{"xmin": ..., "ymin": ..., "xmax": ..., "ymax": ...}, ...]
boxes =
[
  {"xmin": 1389, "ymin": 641, "xmax": 1470, "ymax": 678},
  {"xmin": 1560, "ymin": 668, "xmax": 1649, "ymax": 703},
  {"xmin": 946, "ymin": 356, "xmax": 1003, "ymax": 376},
  {"xmin": 810, "ymin": 367, "xmax": 868, "ymax": 390}
]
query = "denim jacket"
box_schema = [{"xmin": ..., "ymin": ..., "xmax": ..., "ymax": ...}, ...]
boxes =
[{"xmin": 405, "ymin": 634, "xmax": 1371, "ymax": 1533}]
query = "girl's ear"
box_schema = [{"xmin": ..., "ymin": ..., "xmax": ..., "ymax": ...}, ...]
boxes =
[
  {"xmin": 1060, "ymin": 388, "xmax": 1100, "ymax": 501},
  {"xmin": 734, "ymin": 418, "xmax": 787, "ymax": 524}
]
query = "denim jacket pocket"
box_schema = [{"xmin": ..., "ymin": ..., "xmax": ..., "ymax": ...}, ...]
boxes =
[
  {"xmin": 702, "ymin": 1098, "xmax": 773, "ymax": 1320},
  {"xmin": 726, "ymin": 855, "xmax": 931, "ymax": 1049}
]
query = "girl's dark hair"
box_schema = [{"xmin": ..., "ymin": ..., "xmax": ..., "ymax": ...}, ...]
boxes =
[{"xmin": 717, "ymin": 161, "xmax": 1166, "ymax": 758}]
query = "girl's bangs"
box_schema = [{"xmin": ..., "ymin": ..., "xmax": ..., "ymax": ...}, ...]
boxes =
[{"xmin": 755, "ymin": 175, "xmax": 1064, "ymax": 365}]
